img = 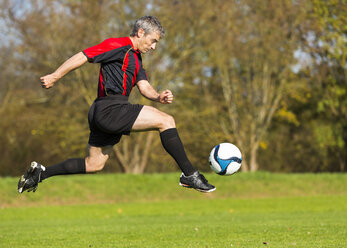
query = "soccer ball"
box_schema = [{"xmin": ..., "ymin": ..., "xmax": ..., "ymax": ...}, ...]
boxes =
[{"xmin": 209, "ymin": 143, "xmax": 242, "ymax": 175}]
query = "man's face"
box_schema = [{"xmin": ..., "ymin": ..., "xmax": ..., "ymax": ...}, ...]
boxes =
[{"xmin": 137, "ymin": 29, "xmax": 160, "ymax": 54}]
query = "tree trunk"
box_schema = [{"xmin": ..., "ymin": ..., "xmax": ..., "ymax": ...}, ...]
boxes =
[
  {"xmin": 241, "ymin": 159, "xmax": 249, "ymax": 172},
  {"xmin": 113, "ymin": 132, "xmax": 155, "ymax": 174},
  {"xmin": 250, "ymin": 144, "xmax": 258, "ymax": 172}
]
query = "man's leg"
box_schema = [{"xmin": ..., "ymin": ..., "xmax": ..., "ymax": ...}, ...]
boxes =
[
  {"xmin": 40, "ymin": 145, "xmax": 110, "ymax": 178},
  {"xmin": 132, "ymin": 106, "xmax": 196, "ymax": 176},
  {"xmin": 132, "ymin": 106, "xmax": 215, "ymax": 192},
  {"xmin": 18, "ymin": 145, "xmax": 110, "ymax": 193}
]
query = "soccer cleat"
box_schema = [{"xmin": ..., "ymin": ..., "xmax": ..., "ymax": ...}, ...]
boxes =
[
  {"xmin": 179, "ymin": 171, "xmax": 216, "ymax": 193},
  {"xmin": 17, "ymin": 161, "xmax": 46, "ymax": 193}
]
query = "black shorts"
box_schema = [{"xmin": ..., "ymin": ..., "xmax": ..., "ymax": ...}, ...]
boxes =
[{"xmin": 88, "ymin": 95, "xmax": 143, "ymax": 147}]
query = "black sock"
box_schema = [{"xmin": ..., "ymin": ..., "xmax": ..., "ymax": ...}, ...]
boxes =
[
  {"xmin": 160, "ymin": 128, "xmax": 197, "ymax": 176},
  {"xmin": 40, "ymin": 158, "xmax": 86, "ymax": 181}
]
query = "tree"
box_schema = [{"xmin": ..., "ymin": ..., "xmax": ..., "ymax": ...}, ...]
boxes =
[
  {"xmin": 0, "ymin": 0, "xmax": 166, "ymax": 175},
  {"xmin": 303, "ymin": 0, "xmax": 347, "ymax": 171},
  {"xmin": 158, "ymin": 0, "xmax": 308, "ymax": 171}
]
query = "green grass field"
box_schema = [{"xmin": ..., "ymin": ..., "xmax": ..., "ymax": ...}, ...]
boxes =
[{"xmin": 0, "ymin": 172, "xmax": 346, "ymax": 248}]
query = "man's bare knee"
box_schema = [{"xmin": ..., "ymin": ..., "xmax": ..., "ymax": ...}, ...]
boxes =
[
  {"xmin": 93, "ymin": 161, "xmax": 107, "ymax": 172},
  {"xmin": 166, "ymin": 114, "xmax": 176, "ymax": 128},
  {"xmin": 86, "ymin": 145, "xmax": 110, "ymax": 172},
  {"xmin": 160, "ymin": 114, "xmax": 175, "ymax": 131},
  {"xmin": 86, "ymin": 155, "xmax": 108, "ymax": 172}
]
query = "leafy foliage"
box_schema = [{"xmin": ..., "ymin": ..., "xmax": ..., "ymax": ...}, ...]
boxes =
[{"xmin": 0, "ymin": 0, "xmax": 345, "ymax": 175}]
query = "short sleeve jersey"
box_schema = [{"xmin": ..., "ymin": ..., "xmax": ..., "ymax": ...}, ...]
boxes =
[{"xmin": 83, "ymin": 37, "xmax": 148, "ymax": 98}]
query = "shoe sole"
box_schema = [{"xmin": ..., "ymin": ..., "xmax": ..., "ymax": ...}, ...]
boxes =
[
  {"xmin": 17, "ymin": 162, "xmax": 40, "ymax": 193},
  {"xmin": 179, "ymin": 182, "xmax": 216, "ymax": 193},
  {"xmin": 17, "ymin": 175, "xmax": 25, "ymax": 193}
]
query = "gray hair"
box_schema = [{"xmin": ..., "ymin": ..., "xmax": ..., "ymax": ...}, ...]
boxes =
[{"xmin": 130, "ymin": 16, "xmax": 165, "ymax": 37}]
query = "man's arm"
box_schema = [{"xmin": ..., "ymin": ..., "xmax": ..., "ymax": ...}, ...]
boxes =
[
  {"xmin": 137, "ymin": 80, "xmax": 173, "ymax": 104},
  {"xmin": 40, "ymin": 52, "xmax": 88, "ymax": 89}
]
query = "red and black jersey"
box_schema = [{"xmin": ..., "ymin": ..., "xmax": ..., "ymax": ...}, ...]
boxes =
[{"xmin": 83, "ymin": 37, "xmax": 148, "ymax": 98}]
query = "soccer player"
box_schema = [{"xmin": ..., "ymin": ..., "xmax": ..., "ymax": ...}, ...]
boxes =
[{"xmin": 18, "ymin": 16, "xmax": 215, "ymax": 193}]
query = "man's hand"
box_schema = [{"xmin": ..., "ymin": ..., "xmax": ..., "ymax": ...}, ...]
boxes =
[
  {"xmin": 136, "ymin": 80, "xmax": 174, "ymax": 103},
  {"xmin": 40, "ymin": 73, "xmax": 60, "ymax": 89},
  {"xmin": 159, "ymin": 89, "xmax": 174, "ymax": 104}
]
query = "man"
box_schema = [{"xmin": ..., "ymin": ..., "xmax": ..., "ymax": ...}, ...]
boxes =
[{"xmin": 18, "ymin": 16, "xmax": 215, "ymax": 193}]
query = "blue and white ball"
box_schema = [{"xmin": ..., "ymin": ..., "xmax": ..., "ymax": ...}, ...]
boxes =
[{"xmin": 209, "ymin": 143, "xmax": 242, "ymax": 175}]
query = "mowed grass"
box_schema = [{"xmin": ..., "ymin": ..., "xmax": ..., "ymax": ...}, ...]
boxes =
[{"xmin": 0, "ymin": 172, "xmax": 346, "ymax": 248}]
